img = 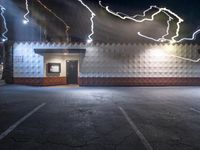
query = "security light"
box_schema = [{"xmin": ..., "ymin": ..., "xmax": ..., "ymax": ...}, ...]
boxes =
[
  {"xmin": 22, "ymin": 19, "xmax": 28, "ymax": 25},
  {"xmin": 149, "ymin": 48, "xmax": 166, "ymax": 61},
  {"xmin": 87, "ymin": 39, "xmax": 92, "ymax": 44}
]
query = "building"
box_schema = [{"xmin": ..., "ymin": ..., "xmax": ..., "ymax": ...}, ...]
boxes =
[{"xmin": 3, "ymin": 42, "xmax": 200, "ymax": 86}]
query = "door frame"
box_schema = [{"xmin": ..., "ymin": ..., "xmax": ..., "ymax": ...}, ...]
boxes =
[{"xmin": 66, "ymin": 60, "xmax": 79, "ymax": 85}]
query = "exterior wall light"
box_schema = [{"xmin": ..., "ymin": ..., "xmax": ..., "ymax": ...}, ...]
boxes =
[
  {"xmin": 87, "ymin": 39, "xmax": 93, "ymax": 44},
  {"xmin": 149, "ymin": 48, "xmax": 167, "ymax": 61},
  {"xmin": 22, "ymin": 20, "xmax": 28, "ymax": 25}
]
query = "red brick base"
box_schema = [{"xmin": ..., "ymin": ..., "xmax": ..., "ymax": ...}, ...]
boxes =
[
  {"xmin": 14, "ymin": 77, "xmax": 67, "ymax": 86},
  {"xmin": 14, "ymin": 77, "xmax": 200, "ymax": 86},
  {"xmin": 79, "ymin": 77, "xmax": 200, "ymax": 86}
]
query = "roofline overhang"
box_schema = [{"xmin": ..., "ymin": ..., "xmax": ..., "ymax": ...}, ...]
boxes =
[{"xmin": 34, "ymin": 48, "xmax": 86, "ymax": 54}]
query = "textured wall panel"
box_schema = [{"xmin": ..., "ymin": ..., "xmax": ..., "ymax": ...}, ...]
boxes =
[
  {"xmin": 13, "ymin": 42, "xmax": 85, "ymax": 78},
  {"xmin": 80, "ymin": 44, "xmax": 200, "ymax": 78},
  {"xmin": 13, "ymin": 42, "xmax": 200, "ymax": 80},
  {"xmin": 79, "ymin": 77, "xmax": 200, "ymax": 86},
  {"xmin": 13, "ymin": 43, "xmax": 44, "ymax": 78}
]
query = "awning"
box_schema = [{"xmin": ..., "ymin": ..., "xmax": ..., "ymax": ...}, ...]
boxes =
[{"xmin": 34, "ymin": 48, "xmax": 86, "ymax": 54}]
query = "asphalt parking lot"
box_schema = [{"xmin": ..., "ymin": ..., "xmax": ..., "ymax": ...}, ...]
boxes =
[{"xmin": 0, "ymin": 85, "xmax": 200, "ymax": 150}]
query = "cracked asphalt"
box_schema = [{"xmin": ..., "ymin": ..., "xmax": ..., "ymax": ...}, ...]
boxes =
[{"xmin": 0, "ymin": 85, "xmax": 200, "ymax": 150}]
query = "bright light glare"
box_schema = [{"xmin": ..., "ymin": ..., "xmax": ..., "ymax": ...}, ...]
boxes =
[
  {"xmin": 148, "ymin": 47, "xmax": 200, "ymax": 63},
  {"xmin": 23, "ymin": 19, "xmax": 28, "ymax": 25},
  {"xmin": 87, "ymin": 39, "xmax": 93, "ymax": 44},
  {"xmin": 149, "ymin": 48, "xmax": 167, "ymax": 61}
]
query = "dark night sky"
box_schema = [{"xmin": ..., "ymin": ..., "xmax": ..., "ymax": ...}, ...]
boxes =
[{"xmin": 1, "ymin": 0, "xmax": 200, "ymax": 43}]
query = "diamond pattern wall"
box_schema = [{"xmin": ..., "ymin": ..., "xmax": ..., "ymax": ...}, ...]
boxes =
[
  {"xmin": 13, "ymin": 42, "xmax": 200, "ymax": 78},
  {"xmin": 80, "ymin": 43, "xmax": 200, "ymax": 78}
]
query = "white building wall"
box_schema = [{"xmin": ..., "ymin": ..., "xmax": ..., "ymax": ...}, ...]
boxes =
[
  {"xmin": 80, "ymin": 43, "xmax": 200, "ymax": 78},
  {"xmin": 13, "ymin": 42, "xmax": 44, "ymax": 78},
  {"xmin": 13, "ymin": 42, "xmax": 200, "ymax": 78},
  {"xmin": 13, "ymin": 42, "xmax": 84, "ymax": 78}
]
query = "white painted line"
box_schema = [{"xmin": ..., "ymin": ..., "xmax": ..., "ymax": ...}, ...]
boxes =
[
  {"xmin": 119, "ymin": 106, "xmax": 153, "ymax": 150},
  {"xmin": 0, "ymin": 103, "xmax": 46, "ymax": 140},
  {"xmin": 190, "ymin": 108, "xmax": 200, "ymax": 114}
]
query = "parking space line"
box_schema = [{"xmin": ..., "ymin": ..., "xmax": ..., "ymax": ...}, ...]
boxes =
[
  {"xmin": 0, "ymin": 103, "xmax": 46, "ymax": 140},
  {"xmin": 119, "ymin": 106, "xmax": 153, "ymax": 150},
  {"xmin": 190, "ymin": 108, "xmax": 200, "ymax": 114}
]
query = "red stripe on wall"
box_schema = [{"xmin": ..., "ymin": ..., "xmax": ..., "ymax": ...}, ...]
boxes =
[
  {"xmin": 14, "ymin": 77, "xmax": 200, "ymax": 86},
  {"xmin": 79, "ymin": 77, "xmax": 200, "ymax": 86},
  {"xmin": 14, "ymin": 77, "xmax": 67, "ymax": 86}
]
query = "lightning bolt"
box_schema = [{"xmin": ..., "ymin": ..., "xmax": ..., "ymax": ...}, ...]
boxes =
[
  {"xmin": 137, "ymin": 8, "xmax": 200, "ymax": 44},
  {"xmin": 176, "ymin": 29, "xmax": 200, "ymax": 43},
  {"xmin": 133, "ymin": 6, "xmax": 174, "ymax": 42},
  {"xmin": 99, "ymin": 1, "xmax": 175, "ymax": 42},
  {"xmin": 134, "ymin": 7, "xmax": 184, "ymax": 43},
  {"xmin": 0, "ymin": 5, "xmax": 8, "ymax": 42},
  {"xmin": 161, "ymin": 49, "xmax": 200, "ymax": 63},
  {"xmin": 23, "ymin": 0, "xmax": 30, "ymax": 24},
  {"xmin": 137, "ymin": 32, "xmax": 165, "ymax": 42},
  {"xmin": 78, "ymin": 0, "xmax": 96, "ymax": 43},
  {"xmin": 99, "ymin": 1, "xmax": 200, "ymax": 44},
  {"xmin": 170, "ymin": 54, "xmax": 200, "ymax": 63},
  {"xmin": 160, "ymin": 11, "xmax": 173, "ymax": 41},
  {"xmin": 99, "ymin": 1, "xmax": 200, "ymax": 63},
  {"xmin": 36, "ymin": 0, "xmax": 70, "ymax": 40},
  {"xmin": 99, "ymin": 1, "xmax": 163, "ymax": 23},
  {"xmin": 132, "ymin": 5, "xmax": 158, "ymax": 19},
  {"xmin": 161, "ymin": 8, "xmax": 184, "ymax": 43}
]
